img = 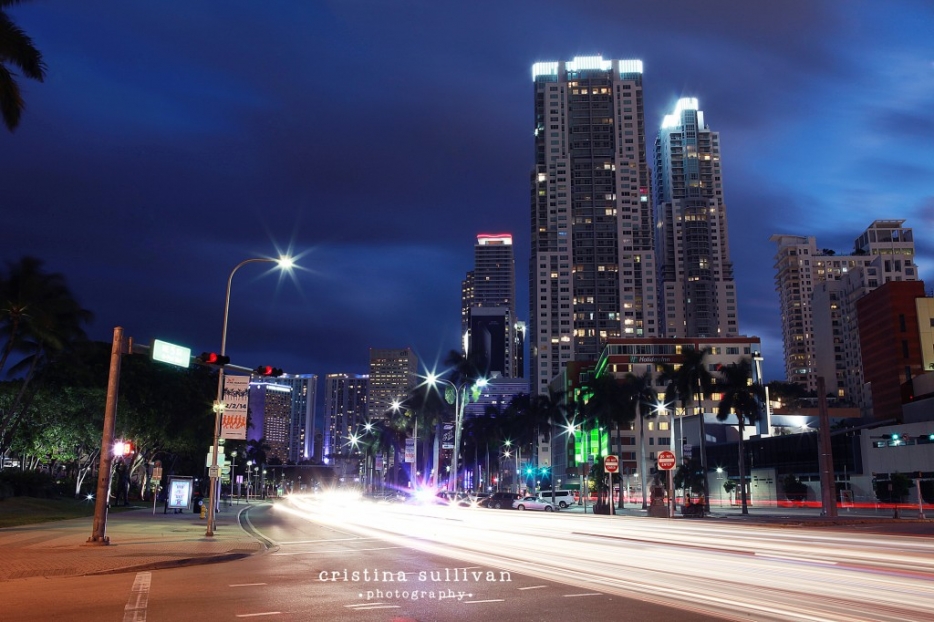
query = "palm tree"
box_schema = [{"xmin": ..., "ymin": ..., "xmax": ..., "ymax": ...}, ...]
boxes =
[
  {"xmin": 716, "ymin": 358, "xmax": 766, "ymax": 515},
  {"xmin": 624, "ymin": 371, "xmax": 658, "ymax": 509},
  {"xmin": 0, "ymin": 257, "xmax": 92, "ymax": 455},
  {"xmin": 660, "ymin": 347, "xmax": 713, "ymax": 511},
  {"xmin": 582, "ymin": 373, "xmax": 633, "ymax": 512},
  {"xmin": 0, "ymin": 0, "xmax": 47, "ymax": 132}
]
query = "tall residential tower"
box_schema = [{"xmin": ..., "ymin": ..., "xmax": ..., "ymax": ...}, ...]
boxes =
[
  {"xmin": 655, "ymin": 98, "xmax": 738, "ymax": 338},
  {"xmin": 529, "ymin": 56, "xmax": 657, "ymax": 395}
]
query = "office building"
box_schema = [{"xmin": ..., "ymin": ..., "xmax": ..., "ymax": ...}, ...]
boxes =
[
  {"xmin": 530, "ymin": 56, "xmax": 657, "ymax": 396},
  {"xmin": 654, "ymin": 98, "xmax": 738, "ymax": 338},
  {"xmin": 857, "ymin": 280, "xmax": 928, "ymax": 420},
  {"xmin": 367, "ymin": 347, "xmax": 418, "ymax": 420},
  {"xmin": 323, "ymin": 373, "xmax": 368, "ymax": 464},
  {"xmin": 771, "ymin": 220, "xmax": 918, "ymax": 397},
  {"xmin": 247, "ymin": 382, "xmax": 293, "ymax": 463},
  {"xmin": 264, "ymin": 374, "xmax": 318, "ymax": 463}
]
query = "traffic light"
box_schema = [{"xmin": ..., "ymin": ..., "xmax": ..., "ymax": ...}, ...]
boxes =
[
  {"xmin": 882, "ymin": 433, "xmax": 901, "ymax": 441},
  {"xmin": 197, "ymin": 352, "xmax": 230, "ymax": 366},
  {"xmin": 254, "ymin": 365, "xmax": 284, "ymax": 377}
]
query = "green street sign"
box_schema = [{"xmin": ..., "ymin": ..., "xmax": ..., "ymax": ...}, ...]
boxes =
[{"xmin": 152, "ymin": 339, "xmax": 191, "ymax": 368}]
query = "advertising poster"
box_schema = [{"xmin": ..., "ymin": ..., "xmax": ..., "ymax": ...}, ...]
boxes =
[
  {"xmin": 221, "ymin": 375, "xmax": 250, "ymax": 440},
  {"xmin": 167, "ymin": 477, "xmax": 193, "ymax": 510}
]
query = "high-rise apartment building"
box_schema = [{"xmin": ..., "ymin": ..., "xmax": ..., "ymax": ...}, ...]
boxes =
[
  {"xmin": 462, "ymin": 233, "xmax": 521, "ymax": 377},
  {"xmin": 655, "ymin": 98, "xmax": 738, "ymax": 338},
  {"xmin": 771, "ymin": 220, "xmax": 918, "ymax": 397},
  {"xmin": 323, "ymin": 373, "xmax": 368, "ymax": 464},
  {"xmin": 529, "ymin": 56, "xmax": 657, "ymax": 395},
  {"xmin": 367, "ymin": 348, "xmax": 418, "ymax": 419}
]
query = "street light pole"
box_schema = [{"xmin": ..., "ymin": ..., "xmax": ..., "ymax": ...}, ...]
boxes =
[{"xmin": 206, "ymin": 256, "xmax": 292, "ymax": 537}]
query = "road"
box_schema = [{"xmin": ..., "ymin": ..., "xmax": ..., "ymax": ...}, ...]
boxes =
[{"xmin": 1, "ymin": 494, "xmax": 932, "ymax": 621}]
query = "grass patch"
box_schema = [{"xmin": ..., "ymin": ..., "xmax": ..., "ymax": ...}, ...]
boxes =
[{"xmin": 0, "ymin": 496, "xmax": 136, "ymax": 529}]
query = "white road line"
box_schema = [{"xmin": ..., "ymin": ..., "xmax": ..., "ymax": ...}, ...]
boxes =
[
  {"xmin": 517, "ymin": 585, "xmax": 548, "ymax": 590},
  {"xmin": 272, "ymin": 546, "xmax": 402, "ymax": 555},
  {"xmin": 563, "ymin": 593, "xmax": 602, "ymax": 598},
  {"xmin": 278, "ymin": 537, "xmax": 380, "ymax": 544},
  {"xmin": 465, "ymin": 599, "xmax": 506, "ymax": 604},
  {"xmin": 123, "ymin": 572, "xmax": 151, "ymax": 622},
  {"xmin": 235, "ymin": 613, "xmax": 282, "ymax": 618}
]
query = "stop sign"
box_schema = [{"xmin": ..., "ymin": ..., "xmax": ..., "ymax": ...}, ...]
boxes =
[
  {"xmin": 657, "ymin": 450, "xmax": 676, "ymax": 470},
  {"xmin": 604, "ymin": 455, "xmax": 619, "ymax": 473}
]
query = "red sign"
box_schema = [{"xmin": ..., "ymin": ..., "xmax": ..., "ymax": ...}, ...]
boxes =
[
  {"xmin": 657, "ymin": 451, "xmax": 676, "ymax": 470},
  {"xmin": 604, "ymin": 455, "xmax": 619, "ymax": 473}
]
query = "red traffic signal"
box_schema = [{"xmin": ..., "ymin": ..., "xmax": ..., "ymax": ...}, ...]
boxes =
[
  {"xmin": 254, "ymin": 365, "xmax": 284, "ymax": 377},
  {"xmin": 198, "ymin": 352, "xmax": 230, "ymax": 366}
]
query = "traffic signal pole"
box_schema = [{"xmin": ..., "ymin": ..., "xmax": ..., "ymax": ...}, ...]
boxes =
[{"xmin": 88, "ymin": 327, "xmax": 125, "ymax": 545}]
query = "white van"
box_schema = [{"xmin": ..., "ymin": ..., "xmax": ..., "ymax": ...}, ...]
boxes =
[{"xmin": 538, "ymin": 489, "xmax": 577, "ymax": 509}]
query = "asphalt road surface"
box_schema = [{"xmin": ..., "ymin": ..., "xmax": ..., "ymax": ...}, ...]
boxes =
[{"xmin": 2, "ymin": 494, "xmax": 932, "ymax": 621}]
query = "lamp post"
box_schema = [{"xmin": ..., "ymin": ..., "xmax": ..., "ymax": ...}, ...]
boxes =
[
  {"xmin": 230, "ymin": 450, "xmax": 238, "ymax": 504},
  {"xmin": 426, "ymin": 373, "xmax": 486, "ymax": 492},
  {"xmin": 207, "ymin": 256, "xmax": 293, "ymax": 537}
]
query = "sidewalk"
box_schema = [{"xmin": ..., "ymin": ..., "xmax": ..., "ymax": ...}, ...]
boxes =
[{"xmin": 0, "ymin": 500, "xmax": 269, "ymax": 582}]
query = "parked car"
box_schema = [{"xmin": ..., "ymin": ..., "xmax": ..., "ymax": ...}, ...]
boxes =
[
  {"xmin": 482, "ymin": 491, "xmax": 521, "ymax": 509},
  {"xmin": 538, "ymin": 489, "xmax": 577, "ymax": 509},
  {"xmin": 513, "ymin": 496, "xmax": 556, "ymax": 512}
]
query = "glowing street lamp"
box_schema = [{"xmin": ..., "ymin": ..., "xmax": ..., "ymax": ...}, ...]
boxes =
[
  {"xmin": 426, "ymin": 372, "xmax": 487, "ymax": 492},
  {"xmin": 206, "ymin": 256, "xmax": 293, "ymax": 537}
]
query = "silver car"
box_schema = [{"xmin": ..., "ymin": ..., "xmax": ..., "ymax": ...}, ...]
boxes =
[{"xmin": 512, "ymin": 496, "xmax": 556, "ymax": 512}]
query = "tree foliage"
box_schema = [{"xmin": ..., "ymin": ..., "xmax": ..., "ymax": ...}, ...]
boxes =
[{"xmin": 0, "ymin": 0, "xmax": 47, "ymax": 131}]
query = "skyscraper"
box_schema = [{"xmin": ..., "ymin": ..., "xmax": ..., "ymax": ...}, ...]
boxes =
[
  {"xmin": 529, "ymin": 56, "xmax": 656, "ymax": 395},
  {"xmin": 655, "ymin": 98, "xmax": 738, "ymax": 338},
  {"xmin": 265, "ymin": 374, "xmax": 318, "ymax": 463},
  {"xmin": 463, "ymin": 233, "xmax": 521, "ymax": 377}
]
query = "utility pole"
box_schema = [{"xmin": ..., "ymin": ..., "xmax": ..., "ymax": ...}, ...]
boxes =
[{"xmin": 817, "ymin": 377, "xmax": 838, "ymax": 518}]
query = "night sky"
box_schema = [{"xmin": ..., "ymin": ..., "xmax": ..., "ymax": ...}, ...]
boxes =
[{"xmin": 4, "ymin": 1, "xmax": 933, "ymax": 387}]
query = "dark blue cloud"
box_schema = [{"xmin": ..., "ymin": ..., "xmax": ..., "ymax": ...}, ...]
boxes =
[{"xmin": 4, "ymin": 0, "xmax": 933, "ymax": 389}]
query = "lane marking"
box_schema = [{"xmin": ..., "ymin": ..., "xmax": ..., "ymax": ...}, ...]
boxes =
[
  {"xmin": 230, "ymin": 583, "xmax": 268, "ymax": 587},
  {"xmin": 279, "ymin": 537, "xmax": 380, "ymax": 544},
  {"xmin": 123, "ymin": 572, "xmax": 151, "ymax": 622},
  {"xmin": 563, "ymin": 593, "xmax": 602, "ymax": 598},
  {"xmin": 465, "ymin": 599, "xmax": 506, "ymax": 604},
  {"xmin": 347, "ymin": 605, "xmax": 401, "ymax": 610},
  {"xmin": 518, "ymin": 585, "xmax": 547, "ymax": 590},
  {"xmin": 273, "ymin": 546, "xmax": 402, "ymax": 555},
  {"xmin": 235, "ymin": 613, "xmax": 282, "ymax": 618}
]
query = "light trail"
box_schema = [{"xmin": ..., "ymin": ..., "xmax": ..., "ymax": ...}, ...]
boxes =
[{"xmin": 279, "ymin": 495, "xmax": 934, "ymax": 622}]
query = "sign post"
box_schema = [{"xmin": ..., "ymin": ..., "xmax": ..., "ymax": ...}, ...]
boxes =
[
  {"xmin": 657, "ymin": 450, "xmax": 677, "ymax": 519},
  {"xmin": 604, "ymin": 455, "xmax": 619, "ymax": 513}
]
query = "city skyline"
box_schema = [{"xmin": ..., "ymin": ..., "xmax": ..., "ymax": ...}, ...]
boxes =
[{"xmin": 3, "ymin": 2, "xmax": 933, "ymax": 387}]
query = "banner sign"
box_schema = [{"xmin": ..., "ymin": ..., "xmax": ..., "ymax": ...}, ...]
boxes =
[
  {"xmin": 221, "ymin": 375, "xmax": 250, "ymax": 440},
  {"xmin": 442, "ymin": 423, "xmax": 454, "ymax": 450},
  {"xmin": 375, "ymin": 454, "xmax": 384, "ymax": 471},
  {"xmin": 404, "ymin": 438, "xmax": 415, "ymax": 463}
]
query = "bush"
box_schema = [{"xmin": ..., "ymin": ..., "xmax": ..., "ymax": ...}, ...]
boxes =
[{"xmin": 0, "ymin": 469, "xmax": 59, "ymax": 498}]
